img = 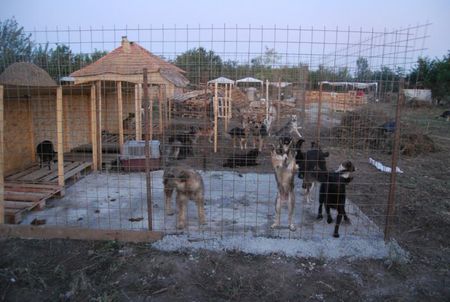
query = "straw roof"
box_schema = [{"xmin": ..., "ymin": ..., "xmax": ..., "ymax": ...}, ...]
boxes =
[
  {"xmin": 0, "ymin": 62, "xmax": 57, "ymax": 87},
  {"xmin": 70, "ymin": 37, "xmax": 188, "ymax": 87}
]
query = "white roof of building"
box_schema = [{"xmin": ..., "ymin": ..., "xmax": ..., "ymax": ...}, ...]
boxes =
[
  {"xmin": 207, "ymin": 77, "xmax": 235, "ymax": 84},
  {"xmin": 270, "ymin": 82, "xmax": 292, "ymax": 88},
  {"xmin": 236, "ymin": 77, "xmax": 263, "ymax": 84},
  {"xmin": 319, "ymin": 81, "xmax": 378, "ymax": 90}
]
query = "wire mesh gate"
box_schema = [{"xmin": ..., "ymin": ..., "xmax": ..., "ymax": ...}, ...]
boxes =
[{"xmin": 0, "ymin": 23, "xmax": 431, "ymax": 241}]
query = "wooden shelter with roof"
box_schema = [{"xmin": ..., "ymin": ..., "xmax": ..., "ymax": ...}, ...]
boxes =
[
  {"xmin": 67, "ymin": 36, "xmax": 189, "ymax": 168},
  {"xmin": 0, "ymin": 62, "xmax": 93, "ymax": 224}
]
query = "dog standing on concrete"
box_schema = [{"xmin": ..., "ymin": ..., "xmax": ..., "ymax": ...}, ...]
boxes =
[
  {"xmin": 317, "ymin": 161, "xmax": 356, "ymax": 238},
  {"xmin": 270, "ymin": 139, "xmax": 298, "ymax": 231},
  {"xmin": 297, "ymin": 142, "xmax": 330, "ymax": 204},
  {"xmin": 163, "ymin": 164, "xmax": 206, "ymax": 229}
]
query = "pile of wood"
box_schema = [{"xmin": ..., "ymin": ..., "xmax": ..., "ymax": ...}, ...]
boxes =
[{"xmin": 173, "ymin": 90, "xmax": 212, "ymax": 119}]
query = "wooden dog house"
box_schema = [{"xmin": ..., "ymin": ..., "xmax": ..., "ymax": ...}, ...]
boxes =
[{"xmin": 0, "ymin": 62, "xmax": 92, "ymax": 223}]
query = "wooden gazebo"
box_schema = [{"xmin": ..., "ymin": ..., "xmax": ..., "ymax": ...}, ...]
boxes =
[{"xmin": 69, "ymin": 37, "xmax": 189, "ymax": 168}]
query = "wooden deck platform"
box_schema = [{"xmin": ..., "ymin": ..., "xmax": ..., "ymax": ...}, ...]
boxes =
[
  {"xmin": 4, "ymin": 161, "xmax": 92, "ymax": 224},
  {"xmin": 4, "ymin": 182, "xmax": 63, "ymax": 224},
  {"xmin": 6, "ymin": 161, "xmax": 92, "ymax": 184}
]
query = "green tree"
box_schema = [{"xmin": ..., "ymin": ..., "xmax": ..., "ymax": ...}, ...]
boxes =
[
  {"xmin": 409, "ymin": 57, "xmax": 433, "ymax": 87},
  {"xmin": 356, "ymin": 57, "xmax": 371, "ymax": 80},
  {"xmin": 46, "ymin": 44, "xmax": 73, "ymax": 80},
  {"xmin": 428, "ymin": 52, "xmax": 450, "ymax": 104},
  {"xmin": 174, "ymin": 47, "xmax": 223, "ymax": 84},
  {"xmin": 0, "ymin": 18, "xmax": 34, "ymax": 72},
  {"xmin": 407, "ymin": 53, "xmax": 450, "ymax": 104}
]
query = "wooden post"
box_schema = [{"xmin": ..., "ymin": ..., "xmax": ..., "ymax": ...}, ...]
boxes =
[
  {"xmin": 277, "ymin": 78, "xmax": 281, "ymax": 123},
  {"xmin": 162, "ymin": 85, "xmax": 166, "ymax": 139},
  {"xmin": 117, "ymin": 82, "xmax": 124, "ymax": 154},
  {"xmin": 142, "ymin": 69, "xmax": 153, "ymax": 230},
  {"xmin": 134, "ymin": 84, "xmax": 140, "ymax": 140},
  {"xmin": 96, "ymin": 81, "xmax": 102, "ymax": 169},
  {"xmin": 224, "ymin": 84, "xmax": 228, "ymax": 132},
  {"xmin": 384, "ymin": 78, "xmax": 405, "ymax": 241},
  {"xmin": 90, "ymin": 85, "xmax": 98, "ymax": 171},
  {"xmin": 214, "ymin": 82, "xmax": 218, "ymax": 153},
  {"xmin": 149, "ymin": 85, "xmax": 153, "ymax": 142},
  {"xmin": 168, "ymin": 97, "xmax": 172, "ymax": 124},
  {"xmin": 0, "ymin": 85, "xmax": 4, "ymax": 224},
  {"xmin": 158, "ymin": 86, "xmax": 163, "ymax": 135},
  {"xmin": 229, "ymin": 84, "xmax": 232, "ymax": 119},
  {"xmin": 56, "ymin": 86, "xmax": 65, "ymax": 194},
  {"xmin": 316, "ymin": 82, "xmax": 323, "ymax": 143},
  {"xmin": 265, "ymin": 80, "xmax": 269, "ymax": 120}
]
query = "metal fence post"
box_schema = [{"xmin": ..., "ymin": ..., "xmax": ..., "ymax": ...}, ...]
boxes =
[
  {"xmin": 143, "ymin": 69, "xmax": 153, "ymax": 231},
  {"xmin": 384, "ymin": 77, "xmax": 405, "ymax": 241}
]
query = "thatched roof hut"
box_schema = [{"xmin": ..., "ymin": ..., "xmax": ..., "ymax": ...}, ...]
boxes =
[
  {"xmin": 0, "ymin": 62, "xmax": 57, "ymax": 87},
  {"xmin": 70, "ymin": 36, "xmax": 188, "ymax": 88}
]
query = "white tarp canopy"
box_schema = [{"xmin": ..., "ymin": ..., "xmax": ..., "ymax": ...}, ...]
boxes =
[
  {"xmin": 236, "ymin": 77, "xmax": 263, "ymax": 84},
  {"xmin": 207, "ymin": 77, "xmax": 235, "ymax": 84},
  {"xmin": 404, "ymin": 89, "xmax": 432, "ymax": 103},
  {"xmin": 320, "ymin": 81, "xmax": 378, "ymax": 92},
  {"xmin": 270, "ymin": 82, "xmax": 292, "ymax": 88}
]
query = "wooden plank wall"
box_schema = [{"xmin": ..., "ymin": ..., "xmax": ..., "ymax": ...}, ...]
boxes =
[{"xmin": 4, "ymin": 98, "xmax": 33, "ymax": 175}]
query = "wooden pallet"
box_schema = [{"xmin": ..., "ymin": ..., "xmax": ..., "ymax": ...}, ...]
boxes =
[
  {"xmin": 5, "ymin": 161, "xmax": 92, "ymax": 183},
  {"xmin": 4, "ymin": 182, "xmax": 63, "ymax": 224}
]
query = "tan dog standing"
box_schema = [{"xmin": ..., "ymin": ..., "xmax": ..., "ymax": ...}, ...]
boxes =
[
  {"xmin": 163, "ymin": 165, "xmax": 206, "ymax": 229},
  {"xmin": 270, "ymin": 141, "xmax": 298, "ymax": 231}
]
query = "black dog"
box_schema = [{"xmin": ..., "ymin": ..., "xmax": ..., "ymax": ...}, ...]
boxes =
[
  {"xmin": 36, "ymin": 140, "xmax": 57, "ymax": 170},
  {"xmin": 317, "ymin": 161, "xmax": 356, "ymax": 238},
  {"xmin": 167, "ymin": 130, "xmax": 195, "ymax": 160},
  {"xmin": 439, "ymin": 110, "xmax": 450, "ymax": 121},
  {"xmin": 297, "ymin": 142, "xmax": 330, "ymax": 204},
  {"xmin": 223, "ymin": 149, "xmax": 259, "ymax": 168}
]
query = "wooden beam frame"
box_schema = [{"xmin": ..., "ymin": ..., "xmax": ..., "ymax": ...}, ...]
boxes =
[
  {"xmin": 135, "ymin": 84, "xmax": 142, "ymax": 140},
  {"xmin": 0, "ymin": 224, "xmax": 162, "ymax": 243},
  {"xmin": 265, "ymin": 80, "xmax": 269, "ymax": 120},
  {"xmin": 90, "ymin": 84, "xmax": 98, "ymax": 171},
  {"xmin": 224, "ymin": 84, "xmax": 228, "ymax": 131},
  {"xmin": 213, "ymin": 82, "xmax": 218, "ymax": 153},
  {"xmin": 158, "ymin": 86, "xmax": 163, "ymax": 135},
  {"xmin": 229, "ymin": 83, "xmax": 233, "ymax": 119},
  {"xmin": 117, "ymin": 81, "xmax": 124, "ymax": 154},
  {"xmin": 0, "ymin": 85, "xmax": 4, "ymax": 224},
  {"xmin": 96, "ymin": 81, "xmax": 103, "ymax": 169},
  {"xmin": 56, "ymin": 86, "xmax": 65, "ymax": 194},
  {"xmin": 142, "ymin": 69, "xmax": 153, "ymax": 230}
]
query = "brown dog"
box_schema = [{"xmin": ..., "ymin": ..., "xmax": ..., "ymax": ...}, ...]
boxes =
[
  {"xmin": 270, "ymin": 140, "xmax": 298, "ymax": 231},
  {"xmin": 163, "ymin": 164, "xmax": 206, "ymax": 229}
]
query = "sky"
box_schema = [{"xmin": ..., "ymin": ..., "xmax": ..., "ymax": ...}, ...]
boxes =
[{"xmin": 1, "ymin": 0, "xmax": 449, "ymax": 64}]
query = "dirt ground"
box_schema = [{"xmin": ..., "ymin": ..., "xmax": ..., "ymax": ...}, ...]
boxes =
[{"xmin": 1, "ymin": 104, "xmax": 449, "ymax": 301}]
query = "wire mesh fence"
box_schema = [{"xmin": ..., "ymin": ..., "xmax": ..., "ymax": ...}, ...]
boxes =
[{"xmin": 0, "ymin": 23, "xmax": 434, "ymax": 240}]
